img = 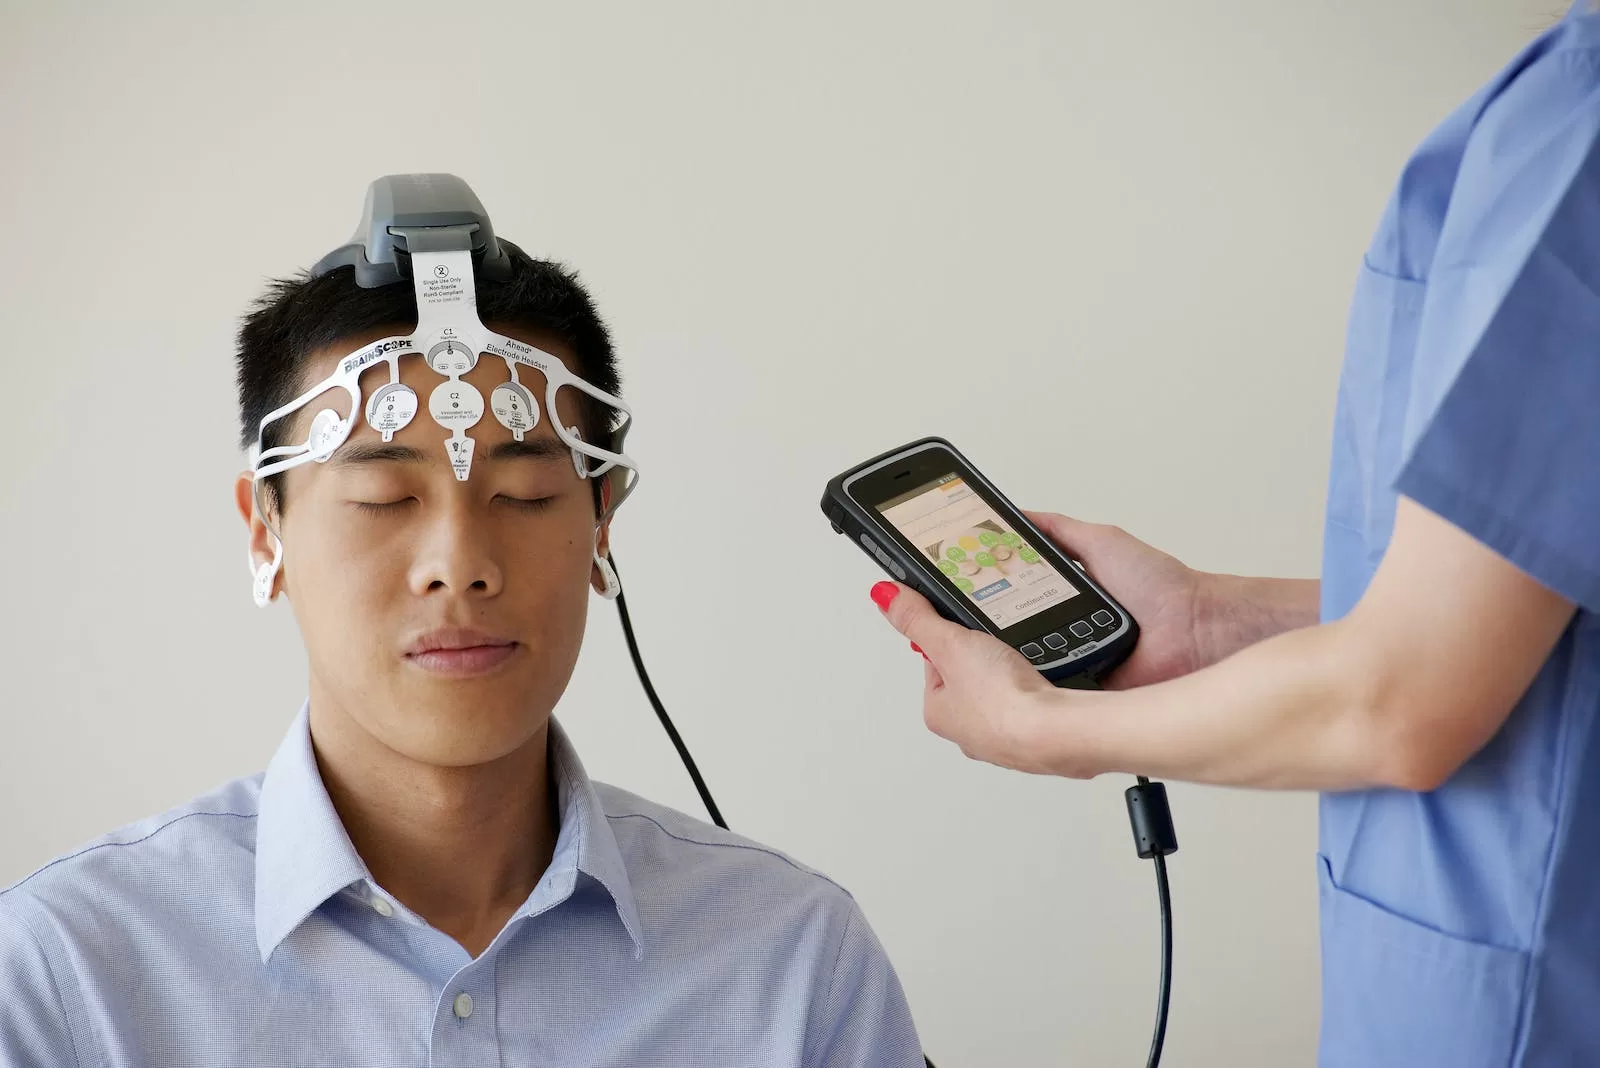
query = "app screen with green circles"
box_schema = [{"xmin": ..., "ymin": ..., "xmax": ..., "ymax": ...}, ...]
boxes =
[{"xmin": 877, "ymin": 475, "xmax": 1080, "ymax": 630}]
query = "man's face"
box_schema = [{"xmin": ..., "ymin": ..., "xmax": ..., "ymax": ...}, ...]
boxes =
[{"xmin": 236, "ymin": 325, "xmax": 608, "ymax": 768}]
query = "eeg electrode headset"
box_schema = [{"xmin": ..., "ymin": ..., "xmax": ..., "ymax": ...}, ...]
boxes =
[{"xmin": 245, "ymin": 174, "xmax": 633, "ymax": 609}]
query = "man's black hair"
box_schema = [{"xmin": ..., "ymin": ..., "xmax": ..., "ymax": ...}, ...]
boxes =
[{"xmin": 236, "ymin": 246, "xmax": 619, "ymax": 510}]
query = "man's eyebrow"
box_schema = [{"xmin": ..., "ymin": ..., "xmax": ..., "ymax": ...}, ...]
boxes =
[
  {"xmin": 329, "ymin": 442, "xmax": 429, "ymax": 467},
  {"xmin": 327, "ymin": 437, "xmax": 570, "ymax": 468},
  {"xmin": 484, "ymin": 438, "xmax": 570, "ymax": 463}
]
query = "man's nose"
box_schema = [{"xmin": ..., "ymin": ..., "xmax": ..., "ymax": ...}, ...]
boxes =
[{"xmin": 407, "ymin": 500, "xmax": 504, "ymax": 598}]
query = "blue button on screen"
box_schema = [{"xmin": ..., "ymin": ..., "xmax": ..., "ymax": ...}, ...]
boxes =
[{"xmin": 972, "ymin": 579, "xmax": 1013, "ymax": 602}]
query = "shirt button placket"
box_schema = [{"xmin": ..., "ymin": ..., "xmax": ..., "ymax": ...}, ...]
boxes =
[{"xmin": 433, "ymin": 978, "xmax": 498, "ymax": 1067}]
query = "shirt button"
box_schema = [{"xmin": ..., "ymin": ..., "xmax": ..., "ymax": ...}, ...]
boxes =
[
  {"xmin": 370, "ymin": 897, "xmax": 394, "ymax": 918},
  {"xmin": 453, "ymin": 992, "xmax": 474, "ymax": 1019}
]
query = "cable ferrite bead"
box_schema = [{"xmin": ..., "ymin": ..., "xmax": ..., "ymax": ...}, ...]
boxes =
[{"xmin": 1125, "ymin": 780, "xmax": 1179, "ymax": 859}]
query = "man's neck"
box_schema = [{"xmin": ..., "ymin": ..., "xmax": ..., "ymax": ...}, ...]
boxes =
[{"xmin": 306, "ymin": 701, "xmax": 560, "ymax": 959}]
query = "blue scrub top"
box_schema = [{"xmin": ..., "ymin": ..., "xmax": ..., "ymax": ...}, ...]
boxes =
[{"xmin": 1319, "ymin": 5, "xmax": 1600, "ymax": 1065}]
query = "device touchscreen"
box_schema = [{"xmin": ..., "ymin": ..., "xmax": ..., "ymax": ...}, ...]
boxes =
[{"xmin": 876, "ymin": 473, "xmax": 1081, "ymax": 631}]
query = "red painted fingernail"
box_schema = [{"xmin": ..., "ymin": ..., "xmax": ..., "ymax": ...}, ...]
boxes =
[
  {"xmin": 910, "ymin": 641, "xmax": 921, "ymax": 653},
  {"xmin": 870, "ymin": 582, "xmax": 900, "ymax": 611}
]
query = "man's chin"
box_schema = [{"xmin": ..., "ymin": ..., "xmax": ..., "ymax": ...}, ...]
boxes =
[{"xmin": 364, "ymin": 689, "xmax": 552, "ymax": 769}]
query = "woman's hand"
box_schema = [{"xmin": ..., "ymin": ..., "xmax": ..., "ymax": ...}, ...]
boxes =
[
  {"xmin": 1021, "ymin": 512, "xmax": 1206, "ymax": 688},
  {"xmin": 871, "ymin": 581, "xmax": 1106, "ymax": 777},
  {"xmin": 868, "ymin": 512, "xmax": 1333, "ymax": 781},
  {"xmin": 864, "ymin": 512, "xmax": 1203, "ymax": 776}
]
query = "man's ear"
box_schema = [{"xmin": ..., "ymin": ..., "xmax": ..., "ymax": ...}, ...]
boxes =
[
  {"xmin": 590, "ymin": 476, "xmax": 617, "ymax": 596},
  {"xmin": 235, "ymin": 473, "xmax": 284, "ymax": 600}
]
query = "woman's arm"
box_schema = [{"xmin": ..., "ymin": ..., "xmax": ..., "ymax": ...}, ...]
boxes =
[{"xmin": 880, "ymin": 497, "xmax": 1575, "ymax": 791}]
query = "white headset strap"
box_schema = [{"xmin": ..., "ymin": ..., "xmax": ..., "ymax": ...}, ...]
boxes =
[
  {"xmin": 250, "ymin": 335, "xmax": 417, "ymax": 482},
  {"xmin": 483, "ymin": 329, "xmax": 639, "ymax": 515}
]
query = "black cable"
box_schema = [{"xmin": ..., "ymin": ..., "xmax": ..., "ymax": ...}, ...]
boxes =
[
  {"xmin": 609, "ymin": 553, "xmax": 727, "ymax": 830},
  {"xmin": 1137, "ymin": 775, "xmax": 1174, "ymax": 1068},
  {"xmin": 610, "ymin": 554, "xmax": 937, "ymax": 1067},
  {"xmin": 1085, "ymin": 676, "xmax": 1176, "ymax": 1068}
]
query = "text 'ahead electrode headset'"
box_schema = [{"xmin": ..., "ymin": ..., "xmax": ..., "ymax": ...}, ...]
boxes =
[{"xmin": 246, "ymin": 175, "xmax": 1177, "ymax": 1068}]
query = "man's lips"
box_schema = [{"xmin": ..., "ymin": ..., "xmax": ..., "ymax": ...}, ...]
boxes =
[{"xmin": 403, "ymin": 628, "xmax": 519, "ymax": 677}]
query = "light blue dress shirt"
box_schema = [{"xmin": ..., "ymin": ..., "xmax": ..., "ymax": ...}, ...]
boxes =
[
  {"xmin": 0, "ymin": 704, "xmax": 923, "ymax": 1066},
  {"xmin": 1319, "ymin": 4, "xmax": 1600, "ymax": 1065}
]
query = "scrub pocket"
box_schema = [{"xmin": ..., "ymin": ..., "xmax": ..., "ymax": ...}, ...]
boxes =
[{"xmin": 1317, "ymin": 856, "xmax": 1529, "ymax": 1067}]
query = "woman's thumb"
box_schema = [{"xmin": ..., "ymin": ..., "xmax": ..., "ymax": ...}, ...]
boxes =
[{"xmin": 872, "ymin": 582, "xmax": 967, "ymax": 660}]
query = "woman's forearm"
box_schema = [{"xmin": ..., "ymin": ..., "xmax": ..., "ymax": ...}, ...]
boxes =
[
  {"xmin": 926, "ymin": 500, "xmax": 1570, "ymax": 793},
  {"xmin": 1194, "ymin": 575, "xmax": 1321, "ymax": 667},
  {"xmin": 1037, "ymin": 617, "xmax": 1394, "ymax": 791}
]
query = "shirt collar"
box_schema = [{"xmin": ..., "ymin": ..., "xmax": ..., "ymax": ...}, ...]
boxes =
[
  {"xmin": 254, "ymin": 702, "xmax": 643, "ymax": 963},
  {"xmin": 536, "ymin": 717, "xmax": 645, "ymax": 958}
]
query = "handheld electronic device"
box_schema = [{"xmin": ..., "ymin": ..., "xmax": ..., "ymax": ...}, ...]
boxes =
[{"xmin": 823, "ymin": 436, "xmax": 1139, "ymax": 683}]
